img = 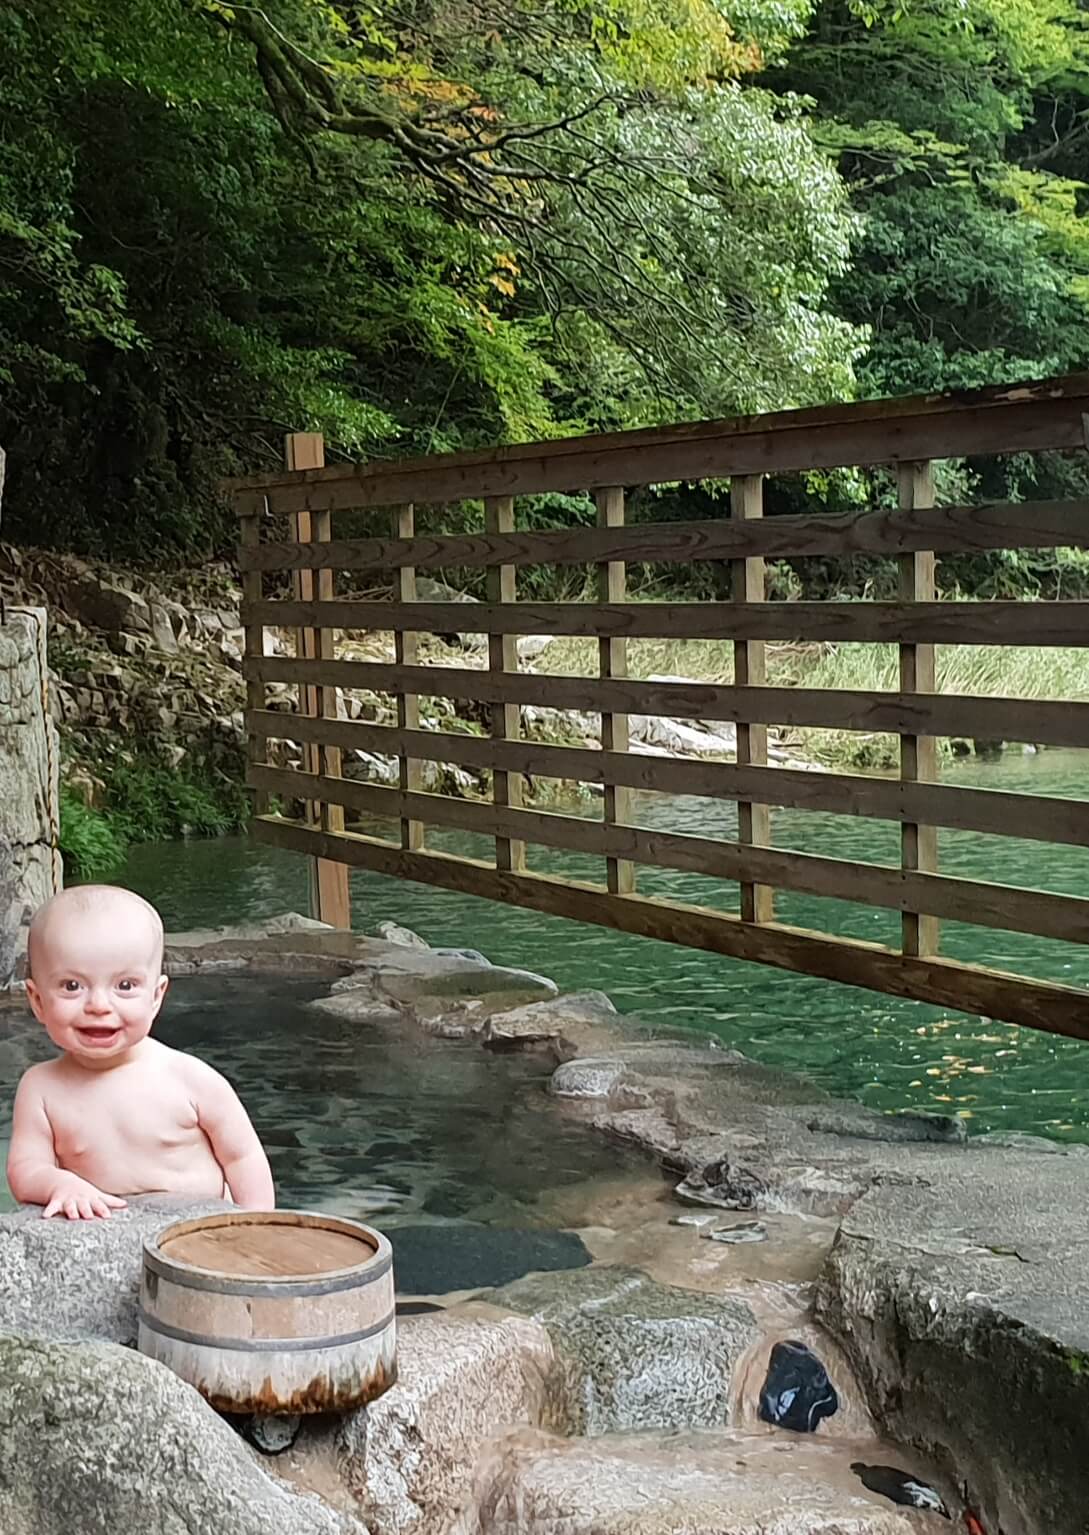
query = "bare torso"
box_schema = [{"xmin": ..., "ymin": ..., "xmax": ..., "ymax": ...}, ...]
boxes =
[{"xmin": 27, "ymin": 1040, "xmax": 227, "ymax": 1198}]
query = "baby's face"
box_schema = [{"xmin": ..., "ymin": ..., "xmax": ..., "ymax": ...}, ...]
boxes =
[{"xmin": 26, "ymin": 911, "xmax": 168, "ymax": 1067}]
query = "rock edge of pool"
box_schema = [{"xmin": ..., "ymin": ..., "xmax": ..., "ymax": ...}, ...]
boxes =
[{"xmin": 0, "ymin": 910, "xmax": 1084, "ymax": 1535}]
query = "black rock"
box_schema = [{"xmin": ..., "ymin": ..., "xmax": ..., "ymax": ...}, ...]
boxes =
[
  {"xmin": 851, "ymin": 1463, "xmax": 950, "ymax": 1518},
  {"xmin": 758, "ymin": 1339, "xmax": 839, "ymax": 1433},
  {"xmin": 389, "ymin": 1223, "xmax": 592, "ymax": 1296}
]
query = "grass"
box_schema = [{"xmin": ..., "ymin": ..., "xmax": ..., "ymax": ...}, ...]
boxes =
[
  {"xmin": 537, "ymin": 634, "xmax": 1089, "ymax": 768},
  {"xmin": 58, "ymin": 755, "xmax": 251, "ymax": 881}
]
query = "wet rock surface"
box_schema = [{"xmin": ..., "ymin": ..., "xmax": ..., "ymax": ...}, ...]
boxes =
[
  {"xmin": 817, "ymin": 1168, "xmax": 1089, "ymax": 1535},
  {"xmin": 329, "ymin": 1312, "xmax": 556, "ymax": 1534},
  {"xmin": 486, "ymin": 1264, "xmax": 760, "ymax": 1435},
  {"xmin": 474, "ymin": 1427, "xmax": 946, "ymax": 1535}
]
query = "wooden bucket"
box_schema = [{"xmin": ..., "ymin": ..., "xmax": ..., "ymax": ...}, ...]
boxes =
[{"xmin": 138, "ymin": 1211, "xmax": 396, "ymax": 1415}]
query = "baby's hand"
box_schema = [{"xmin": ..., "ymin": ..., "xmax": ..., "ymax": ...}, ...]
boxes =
[{"xmin": 42, "ymin": 1174, "xmax": 128, "ymax": 1221}]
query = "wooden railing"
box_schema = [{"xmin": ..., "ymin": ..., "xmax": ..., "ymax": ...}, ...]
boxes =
[{"xmin": 229, "ymin": 375, "xmax": 1089, "ymax": 1039}]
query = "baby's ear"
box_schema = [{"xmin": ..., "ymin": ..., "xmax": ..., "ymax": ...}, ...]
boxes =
[
  {"xmin": 24, "ymin": 978, "xmax": 45, "ymax": 1024},
  {"xmin": 153, "ymin": 974, "xmax": 170, "ymax": 1010}
]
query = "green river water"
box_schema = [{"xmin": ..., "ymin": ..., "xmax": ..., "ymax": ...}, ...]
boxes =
[{"xmin": 118, "ymin": 749, "xmax": 1089, "ymax": 1143}]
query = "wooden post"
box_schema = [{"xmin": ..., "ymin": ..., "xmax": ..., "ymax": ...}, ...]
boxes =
[
  {"xmin": 484, "ymin": 495, "xmax": 525, "ymax": 872},
  {"xmin": 898, "ymin": 460, "xmax": 939, "ymax": 956},
  {"xmin": 285, "ymin": 432, "xmax": 350, "ymax": 929},
  {"xmin": 731, "ymin": 474, "xmax": 774, "ymax": 923},
  {"xmin": 596, "ymin": 487, "xmax": 635, "ymax": 895},
  {"xmin": 393, "ymin": 504, "xmax": 423, "ymax": 850},
  {"xmin": 238, "ymin": 503, "xmax": 270, "ymax": 815}
]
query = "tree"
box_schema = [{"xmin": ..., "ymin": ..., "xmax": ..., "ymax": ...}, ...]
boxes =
[{"xmin": 0, "ymin": 0, "xmax": 862, "ymax": 555}]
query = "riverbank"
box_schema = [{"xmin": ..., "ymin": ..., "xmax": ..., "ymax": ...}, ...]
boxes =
[
  {"xmin": 4, "ymin": 542, "xmax": 1082, "ymax": 877},
  {"xmin": 2, "ymin": 914, "xmax": 1086, "ymax": 1534}
]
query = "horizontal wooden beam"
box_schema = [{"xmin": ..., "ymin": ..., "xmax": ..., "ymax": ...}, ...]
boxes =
[
  {"xmin": 249, "ymin": 764, "xmax": 1089, "ymax": 945},
  {"xmin": 248, "ymin": 713, "xmax": 1089, "ymax": 846},
  {"xmin": 245, "ymin": 596, "xmax": 1089, "ymax": 648},
  {"xmin": 246, "ymin": 656, "xmax": 1089, "ymax": 748},
  {"xmin": 228, "ymin": 375, "xmax": 1089, "ymax": 512},
  {"xmin": 237, "ymin": 500, "xmax": 1089, "ymax": 575},
  {"xmin": 252, "ymin": 816, "xmax": 1089, "ymax": 1039}
]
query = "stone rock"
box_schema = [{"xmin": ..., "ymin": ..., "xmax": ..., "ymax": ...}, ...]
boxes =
[
  {"xmin": 807, "ymin": 1108, "xmax": 967, "ymax": 1146},
  {"xmin": 481, "ymin": 992, "xmax": 617, "ymax": 1057},
  {"xmin": 476, "ymin": 1427, "xmax": 934, "ymax": 1535},
  {"xmin": 390, "ymin": 1224, "xmax": 592, "ymax": 1296},
  {"xmin": 413, "ymin": 579, "xmax": 486, "ymax": 651},
  {"xmin": 0, "ymin": 608, "xmax": 58, "ymax": 984},
  {"xmin": 550, "ymin": 1057, "xmax": 628, "ymax": 1099},
  {"xmin": 0, "ymin": 1198, "xmax": 230, "ymax": 1345},
  {"xmin": 379, "ymin": 963, "xmax": 559, "ymax": 1008},
  {"xmin": 166, "ymin": 912, "xmax": 333, "ymax": 949},
  {"xmin": 148, "ymin": 601, "xmax": 180, "ymax": 654},
  {"xmin": 310, "ymin": 990, "xmax": 404, "ymax": 1025},
  {"xmin": 334, "ymin": 1313, "xmax": 554, "ymax": 1534},
  {"xmin": 488, "ymin": 1264, "xmax": 760, "ymax": 1435},
  {"xmin": 705, "ymin": 1220, "xmax": 767, "ymax": 1245},
  {"xmin": 816, "ymin": 1164, "xmax": 1089, "ymax": 1535},
  {"xmin": 376, "ymin": 921, "xmax": 430, "ymax": 949},
  {"xmin": 0, "ymin": 1335, "xmax": 364, "ymax": 1535},
  {"xmin": 64, "ymin": 571, "xmax": 152, "ymax": 634},
  {"xmin": 516, "ymin": 634, "xmax": 552, "ymax": 662},
  {"xmin": 415, "ymin": 578, "xmax": 479, "ymax": 606}
]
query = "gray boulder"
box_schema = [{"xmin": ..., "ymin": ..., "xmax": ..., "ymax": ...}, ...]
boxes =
[
  {"xmin": 550, "ymin": 1057, "xmax": 628, "ymax": 1099},
  {"xmin": 817, "ymin": 1163, "xmax": 1089, "ymax": 1535},
  {"xmin": 334, "ymin": 1312, "xmax": 555, "ymax": 1534},
  {"xmin": 0, "ymin": 1335, "xmax": 364, "ymax": 1535},
  {"xmin": 0, "ymin": 1198, "xmax": 229, "ymax": 1344},
  {"xmin": 481, "ymin": 992, "xmax": 618, "ymax": 1057},
  {"xmin": 487, "ymin": 1264, "xmax": 760, "ymax": 1435}
]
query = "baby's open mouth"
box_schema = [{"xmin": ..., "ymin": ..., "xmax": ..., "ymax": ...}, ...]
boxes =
[{"xmin": 77, "ymin": 1026, "xmax": 121, "ymax": 1044}]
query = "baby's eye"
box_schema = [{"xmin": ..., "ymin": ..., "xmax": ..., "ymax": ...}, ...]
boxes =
[
  {"xmin": 61, "ymin": 980, "xmax": 81, "ymax": 994},
  {"xmin": 117, "ymin": 979, "xmax": 137, "ymax": 993}
]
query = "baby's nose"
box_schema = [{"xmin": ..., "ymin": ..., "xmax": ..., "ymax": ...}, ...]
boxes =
[{"xmin": 84, "ymin": 989, "xmax": 113, "ymax": 1014}]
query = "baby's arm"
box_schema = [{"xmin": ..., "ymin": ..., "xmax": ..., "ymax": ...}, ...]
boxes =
[
  {"xmin": 189, "ymin": 1061, "xmax": 275, "ymax": 1209},
  {"xmin": 6, "ymin": 1073, "xmax": 126, "ymax": 1219}
]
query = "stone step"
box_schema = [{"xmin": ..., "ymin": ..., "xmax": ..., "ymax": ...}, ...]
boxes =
[{"xmin": 475, "ymin": 1426, "xmax": 949, "ymax": 1535}]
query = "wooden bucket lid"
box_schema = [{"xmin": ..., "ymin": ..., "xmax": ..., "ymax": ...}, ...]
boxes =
[{"xmin": 144, "ymin": 1211, "xmax": 393, "ymax": 1294}]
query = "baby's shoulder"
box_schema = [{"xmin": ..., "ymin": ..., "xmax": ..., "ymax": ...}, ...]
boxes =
[
  {"xmin": 155, "ymin": 1041, "xmax": 225, "ymax": 1090},
  {"xmin": 16, "ymin": 1058, "xmax": 65, "ymax": 1095}
]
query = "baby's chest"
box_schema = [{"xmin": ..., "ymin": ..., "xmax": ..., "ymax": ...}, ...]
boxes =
[{"xmin": 51, "ymin": 1080, "xmax": 201, "ymax": 1159}]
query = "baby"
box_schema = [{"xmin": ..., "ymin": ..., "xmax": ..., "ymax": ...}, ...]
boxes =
[{"xmin": 7, "ymin": 884, "xmax": 274, "ymax": 1219}]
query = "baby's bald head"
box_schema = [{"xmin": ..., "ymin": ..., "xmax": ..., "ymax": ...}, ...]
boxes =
[{"xmin": 27, "ymin": 885, "xmax": 164, "ymax": 982}]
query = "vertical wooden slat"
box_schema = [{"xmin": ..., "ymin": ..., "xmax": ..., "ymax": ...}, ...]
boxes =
[
  {"xmin": 238, "ymin": 503, "xmax": 269, "ymax": 815},
  {"xmin": 285, "ymin": 432, "xmax": 350, "ymax": 929},
  {"xmin": 595, "ymin": 487, "xmax": 635, "ymax": 895},
  {"xmin": 393, "ymin": 504, "xmax": 424, "ymax": 851},
  {"xmin": 731, "ymin": 474, "xmax": 774, "ymax": 923},
  {"xmin": 898, "ymin": 459, "xmax": 939, "ymax": 956},
  {"xmin": 485, "ymin": 496, "xmax": 525, "ymax": 872}
]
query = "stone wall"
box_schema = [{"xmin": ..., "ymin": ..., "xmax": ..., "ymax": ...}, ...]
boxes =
[{"xmin": 0, "ymin": 607, "xmax": 59, "ymax": 986}]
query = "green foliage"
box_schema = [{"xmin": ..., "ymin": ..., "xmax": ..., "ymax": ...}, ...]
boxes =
[
  {"xmin": 6, "ymin": 0, "xmax": 1089, "ymax": 613},
  {"xmin": 59, "ymin": 792, "xmax": 128, "ymax": 881},
  {"xmin": 57, "ymin": 755, "xmax": 250, "ymax": 878},
  {"xmin": 0, "ymin": 0, "xmax": 864, "ymax": 559}
]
